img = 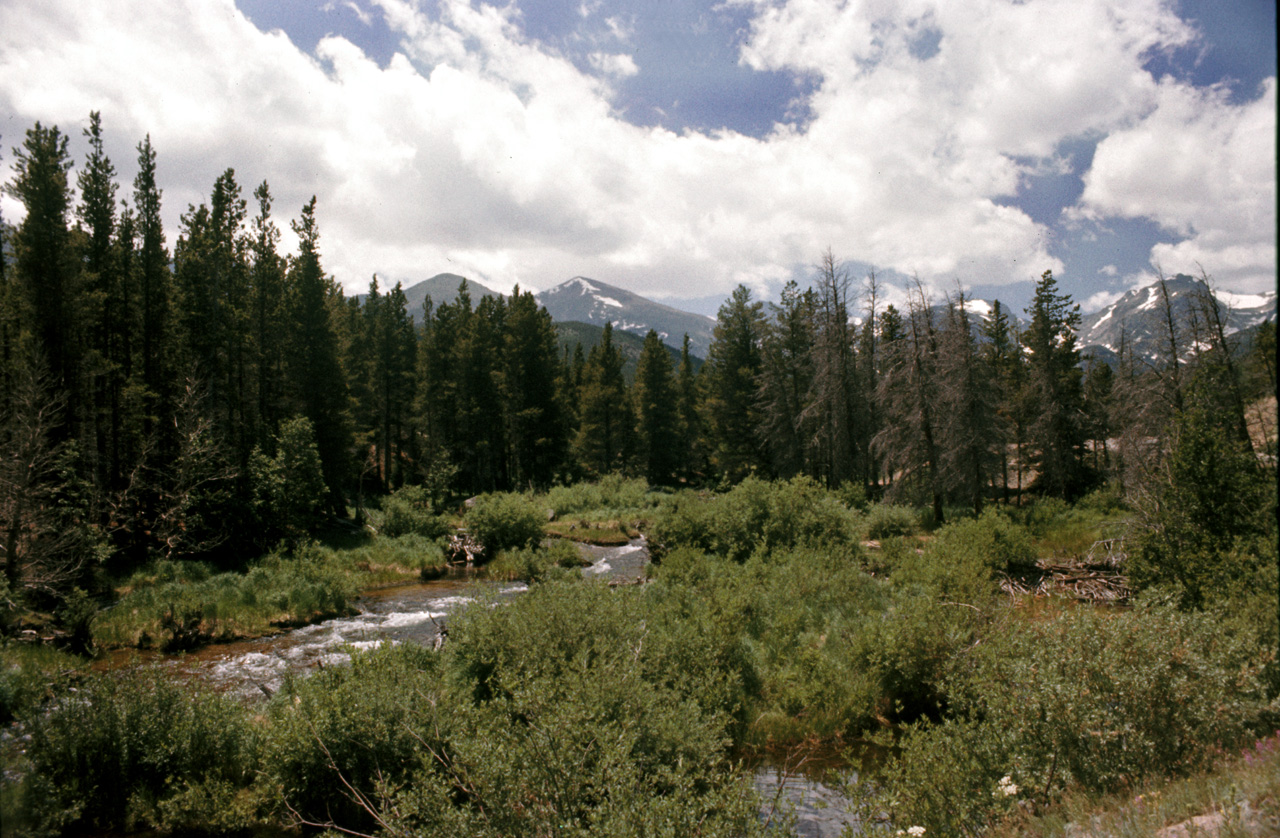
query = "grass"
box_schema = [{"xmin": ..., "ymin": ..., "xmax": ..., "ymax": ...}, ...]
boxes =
[
  {"xmin": 987, "ymin": 731, "xmax": 1280, "ymax": 837},
  {"xmin": 484, "ymin": 539, "xmax": 593, "ymax": 581},
  {"xmin": 92, "ymin": 550, "xmax": 359, "ymax": 650},
  {"xmin": 0, "ymin": 641, "xmax": 87, "ymax": 724},
  {"xmin": 544, "ymin": 518, "xmax": 641, "ymax": 545}
]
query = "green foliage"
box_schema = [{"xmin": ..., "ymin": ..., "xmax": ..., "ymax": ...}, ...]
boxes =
[
  {"xmin": 18, "ymin": 669, "xmax": 260, "ymax": 835},
  {"xmin": 266, "ymin": 583, "xmax": 766, "ymax": 837},
  {"xmin": 0, "ymin": 641, "xmax": 85, "ymax": 725},
  {"xmin": 93, "ymin": 547, "xmax": 356, "ymax": 649},
  {"xmin": 327, "ymin": 533, "xmax": 451, "ymax": 587},
  {"xmin": 1022, "ymin": 269, "xmax": 1087, "ymax": 498},
  {"xmin": 1130, "ymin": 403, "xmax": 1275, "ymax": 609},
  {"xmin": 485, "ymin": 537, "xmax": 589, "ymax": 581},
  {"xmin": 465, "ymin": 491, "xmax": 546, "ymax": 556},
  {"xmin": 542, "ymin": 473, "xmax": 658, "ymax": 517},
  {"xmin": 864, "ymin": 503, "xmax": 919, "ymax": 539},
  {"xmin": 573, "ymin": 322, "xmax": 633, "ymax": 476},
  {"xmin": 250, "ymin": 416, "xmax": 329, "ymax": 540},
  {"xmin": 634, "ymin": 329, "xmax": 681, "ymax": 484},
  {"xmin": 705, "ymin": 285, "xmax": 768, "ymax": 481},
  {"xmin": 896, "ymin": 510, "xmax": 1034, "ymax": 600},
  {"xmin": 835, "ymin": 479, "xmax": 869, "ymax": 510},
  {"xmin": 877, "ymin": 604, "xmax": 1269, "ymax": 835},
  {"xmin": 650, "ymin": 475, "xmax": 861, "ymax": 562},
  {"xmin": 263, "ymin": 643, "xmax": 441, "ymax": 830},
  {"xmin": 374, "ymin": 483, "xmax": 452, "ymax": 539}
]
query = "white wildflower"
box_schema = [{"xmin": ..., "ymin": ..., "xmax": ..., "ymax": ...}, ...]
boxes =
[
  {"xmin": 908, "ymin": 828, "xmax": 926, "ymax": 836},
  {"xmin": 995, "ymin": 775, "xmax": 1019, "ymax": 798}
]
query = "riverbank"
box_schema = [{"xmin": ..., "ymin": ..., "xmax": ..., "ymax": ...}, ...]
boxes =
[{"xmin": 2, "ymin": 476, "xmax": 1274, "ymax": 838}]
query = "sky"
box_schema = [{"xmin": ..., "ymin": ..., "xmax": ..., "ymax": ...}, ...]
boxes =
[{"xmin": 0, "ymin": 0, "xmax": 1274, "ymax": 316}]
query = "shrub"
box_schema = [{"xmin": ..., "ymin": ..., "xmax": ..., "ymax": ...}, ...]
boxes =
[
  {"xmin": 263, "ymin": 643, "xmax": 441, "ymax": 831},
  {"xmin": 343, "ymin": 532, "xmax": 449, "ymax": 577},
  {"xmin": 876, "ymin": 604, "xmax": 1269, "ymax": 834},
  {"xmin": 650, "ymin": 476, "xmax": 860, "ymax": 562},
  {"xmin": 864, "ymin": 503, "xmax": 919, "ymax": 540},
  {"xmin": 375, "ymin": 484, "xmax": 452, "ymax": 539},
  {"xmin": 543, "ymin": 474, "xmax": 656, "ymax": 516},
  {"xmin": 19, "ymin": 669, "xmax": 260, "ymax": 834},
  {"xmin": 250, "ymin": 416, "xmax": 329, "ymax": 539},
  {"xmin": 465, "ymin": 492, "xmax": 546, "ymax": 557},
  {"xmin": 0, "ymin": 642, "xmax": 86, "ymax": 724},
  {"xmin": 485, "ymin": 538, "xmax": 590, "ymax": 582},
  {"xmin": 1014, "ymin": 496, "xmax": 1072, "ymax": 537},
  {"xmin": 890, "ymin": 510, "xmax": 1033, "ymax": 604},
  {"xmin": 413, "ymin": 580, "xmax": 763, "ymax": 837}
]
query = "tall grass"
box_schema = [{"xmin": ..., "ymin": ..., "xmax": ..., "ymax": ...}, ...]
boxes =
[{"xmin": 93, "ymin": 546, "xmax": 358, "ymax": 650}]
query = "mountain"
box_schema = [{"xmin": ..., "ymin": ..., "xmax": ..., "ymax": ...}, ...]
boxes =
[
  {"xmin": 1077, "ymin": 275, "xmax": 1277, "ymax": 366},
  {"xmin": 362, "ymin": 273, "xmax": 502, "ymax": 316},
  {"xmin": 535, "ymin": 277, "xmax": 716, "ymax": 358}
]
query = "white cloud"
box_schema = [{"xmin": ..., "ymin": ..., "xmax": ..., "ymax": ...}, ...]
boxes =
[
  {"xmin": 1, "ymin": 0, "xmax": 1262, "ymax": 306},
  {"xmin": 1082, "ymin": 289, "xmax": 1125, "ymax": 313},
  {"xmin": 1076, "ymin": 77, "xmax": 1277, "ymax": 293},
  {"xmin": 587, "ymin": 51, "xmax": 638, "ymax": 77}
]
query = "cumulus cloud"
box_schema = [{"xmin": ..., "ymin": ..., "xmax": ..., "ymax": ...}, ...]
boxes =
[
  {"xmin": 588, "ymin": 51, "xmax": 638, "ymax": 77},
  {"xmin": 0, "ymin": 0, "xmax": 1266, "ymax": 304},
  {"xmin": 1075, "ymin": 77, "xmax": 1276, "ymax": 293}
]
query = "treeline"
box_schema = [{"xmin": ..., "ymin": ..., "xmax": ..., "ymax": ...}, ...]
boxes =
[{"xmin": 1, "ymin": 113, "xmax": 1274, "ymax": 600}]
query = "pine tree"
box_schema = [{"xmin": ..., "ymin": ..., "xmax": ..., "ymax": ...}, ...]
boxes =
[
  {"xmin": 674, "ymin": 334, "xmax": 704, "ymax": 482},
  {"xmin": 372, "ymin": 281, "xmax": 417, "ymax": 488},
  {"xmin": 76, "ymin": 112, "xmax": 122, "ymax": 485},
  {"xmin": 856, "ymin": 272, "xmax": 883, "ymax": 491},
  {"xmin": 1023, "ymin": 270, "xmax": 1085, "ymax": 498},
  {"xmin": 758, "ymin": 280, "xmax": 814, "ymax": 478},
  {"xmin": 174, "ymin": 169, "xmax": 252, "ymax": 467},
  {"xmin": 1081, "ymin": 358, "xmax": 1114, "ymax": 476},
  {"xmin": 981, "ymin": 299, "xmax": 1024, "ymax": 504},
  {"xmin": 936, "ymin": 292, "xmax": 997, "ymax": 514},
  {"xmin": 803, "ymin": 251, "xmax": 860, "ymax": 487},
  {"xmin": 9, "ymin": 123, "xmax": 80, "ymax": 442},
  {"xmin": 502, "ymin": 288, "xmax": 566, "ymax": 488},
  {"xmin": 874, "ymin": 285, "xmax": 944, "ymax": 522},
  {"xmin": 132, "ymin": 135, "xmax": 175, "ymax": 445},
  {"xmin": 574, "ymin": 322, "xmax": 631, "ymax": 476},
  {"xmin": 250, "ymin": 181, "xmax": 287, "ymax": 443},
  {"xmin": 286, "ymin": 197, "xmax": 351, "ymax": 511},
  {"xmin": 633, "ymin": 330, "xmax": 679, "ymax": 485},
  {"xmin": 461, "ymin": 293, "xmax": 508, "ymax": 491},
  {"xmin": 705, "ymin": 285, "xmax": 766, "ymax": 482}
]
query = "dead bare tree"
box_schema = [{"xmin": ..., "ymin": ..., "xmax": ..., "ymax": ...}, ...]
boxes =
[{"xmin": 0, "ymin": 357, "xmax": 98, "ymax": 603}]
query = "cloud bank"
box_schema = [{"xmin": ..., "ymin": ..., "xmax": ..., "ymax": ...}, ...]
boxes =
[{"xmin": 0, "ymin": 0, "xmax": 1272, "ymax": 300}]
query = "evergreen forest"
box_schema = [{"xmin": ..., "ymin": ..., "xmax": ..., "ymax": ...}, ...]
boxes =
[{"xmin": 1, "ymin": 115, "xmax": 1277, "ymax": 837}]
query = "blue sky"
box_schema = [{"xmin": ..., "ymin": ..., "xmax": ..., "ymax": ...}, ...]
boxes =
[{"xmin": 1, "ymin": 0, "xmax": 1275, "ymax": 315}]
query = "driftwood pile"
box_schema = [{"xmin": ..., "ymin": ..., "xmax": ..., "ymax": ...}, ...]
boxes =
[
  {"xmin": 1000, "ymin": 538, "xmax": 1131, "ymax": 602},
  {"xmin": 447, "ymin": 532, "xmax": 483, "ymax": 565}
]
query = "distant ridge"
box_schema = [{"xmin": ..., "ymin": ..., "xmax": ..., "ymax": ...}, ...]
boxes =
[
  {"xmin": 362, "ymin": 273, "xmax": 502, "ymax": 317},
  {"xmin": 536, "ymin": 277, "xmax": 716, "ymax": 358},
  {"xmin": 1076, "ymin": 274, "xmax": 1276, "ymax": 366}
]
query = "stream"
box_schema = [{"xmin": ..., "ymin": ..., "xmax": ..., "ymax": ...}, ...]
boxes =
[{"xmin": 107, "ymin": 538, "xmax": 864, "ymax": 836}]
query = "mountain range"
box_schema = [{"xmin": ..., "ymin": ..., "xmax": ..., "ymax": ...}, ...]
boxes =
[
  {"xmin": 374, "ymin": 274, "xmax": 715, "ymax": 358},
  {"xmin": 1075, "ymin": 274, "xmax": 1276, "ymax": 366},
  {"xmin": 534, "ymin": 277, "xmax": 716, "ymax": 359},
  {"xmin": 383, "ymin": 272, "xmax": 1275, "ymax": 370}
]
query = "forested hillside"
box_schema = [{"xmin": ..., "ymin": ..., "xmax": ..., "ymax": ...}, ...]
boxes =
[{"xmin": 1, "ymin": 115, "xmax": 1276, "ymax": 607}]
